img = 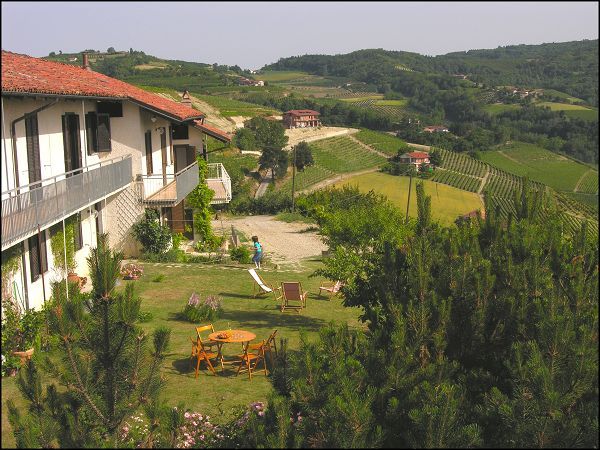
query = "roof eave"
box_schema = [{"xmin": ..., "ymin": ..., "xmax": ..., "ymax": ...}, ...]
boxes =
[{"xmin": 1, "ymin": 91, "xmax": 124, "ymax": 102}]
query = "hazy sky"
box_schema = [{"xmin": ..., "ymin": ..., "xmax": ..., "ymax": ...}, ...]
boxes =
[{"xmin": 2, "ymin": 2, "xmax": 598, "ymax": 68}]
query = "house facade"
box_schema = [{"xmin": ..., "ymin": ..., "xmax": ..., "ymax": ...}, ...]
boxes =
[
  {"xmin": 398, "ymin": 151, "xmax": 430, "ymax": 168},
  {"xmin": 1, "ymin": 51, "xmax": 232, "ymax": 311},
  {"xmin": 282, "ymin": 110, "xmax": 321, "ymax": 129},
  {"xmin": 423, "ymin": 125, "xmax": 449, "ymax": 133}
]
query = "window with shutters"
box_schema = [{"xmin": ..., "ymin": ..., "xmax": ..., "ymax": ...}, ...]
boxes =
[
  {"xmin": 172, "ymin": 124, "xmax": 189, "ymax": 140},
  {"xmin": 84, "ymin": 112, "xmax": 112, "ymax": 153},
  {"xmin": 62, "ymin": 113, "xmax": 82, "ymax": 174},
  {"xmin": 25, "ymin": 114, "xmax": 41, "ymax": 187},
  {"xmin": 145, "ymin": 130, "xmax": 153, "ymax": 174},
  {"xmin": 28, "ymin": 232, "xmax": 48, "ymax": 282}
]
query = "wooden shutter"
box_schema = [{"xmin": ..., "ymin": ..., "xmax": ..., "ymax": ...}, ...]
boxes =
[
  {"xmin": 25, "ymin": 114, "xmax": 41, "ymax": 187},
  {"xmin": 62, "ymin": 114, "xmax": 82, "ymax": 173},
  {"xmin": 40, "ymin": 231, "xmax": 48, "ymax": 274},
  {"xmin": 73, "ymin": 213, "xmax": 83, "ymax": 250},
  {"xmin": 28, "ymin": 235, "xmax": 39, "ymax": 282},
  {"xmin": 62, "ymin": 115, "xmax": 72, "ymax": 173},
  {"xmin": 85, "ymin": 112, "xmax": 98, "ymax": 154},
  {"xmin": 145, "ymin": 130, "xmax": 153, "ymax": 174},
  {"xmin": 160, "ymin": 130, "xmax": 167, "ymax": 184},
  {"xmin": 97, "ymin": 113, "xmax": 112, "ymax": 152}
]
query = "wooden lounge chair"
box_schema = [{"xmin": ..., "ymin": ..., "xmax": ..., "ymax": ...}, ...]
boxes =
[
  {"xmin": 276, "ymin": 282, "xmax": 307, "ymax": 313},
  {"xmin": 248, "ymin": 268, "xmax": 277, "ymax": 298},
  {"xmin": 318, "ymin": 280, "xmax": 344, "ymax": 300}
]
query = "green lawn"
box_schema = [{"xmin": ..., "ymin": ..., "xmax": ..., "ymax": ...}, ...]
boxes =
[
  {"xmin": 2, "ymin": 260, "xmax": 364, "ymax": 448},
  {"xmin": 332, "ymin": 172, "xmax": 484, "ymax": 225},
  {"xmin": 480, "ymin": 142, "xmax": 592, "ymax": 192}
]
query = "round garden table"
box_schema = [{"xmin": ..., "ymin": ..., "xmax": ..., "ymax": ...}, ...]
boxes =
[{"xmin": 209, "ymin": 330, "xmax": 256, "ymax": 367}]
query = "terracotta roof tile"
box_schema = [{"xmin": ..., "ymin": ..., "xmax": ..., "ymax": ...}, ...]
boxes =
[
  {"xmin": 193, "ymin": 120, "xmax": 232, "ymax": 143},
  {"xmin": 1, "ymin": 51, "xmax": 205, "ymax": 122}
]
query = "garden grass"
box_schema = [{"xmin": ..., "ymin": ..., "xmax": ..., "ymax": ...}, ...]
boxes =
[
  {"xmin": 332, "ymin": 172, "xmax": 484, "ymax": 226},
  {"xmin": 479, "ymin": 142, "xmax": 593, "ymax": 192},
  {"xmin": 2, "ymin": 260, "xmax": 363, "ymax": 447}
]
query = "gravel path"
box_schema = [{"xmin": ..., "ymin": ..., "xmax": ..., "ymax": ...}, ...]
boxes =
[{"xmin": 213, "ymin": 215, "xmax": 327, "ymax": 270}]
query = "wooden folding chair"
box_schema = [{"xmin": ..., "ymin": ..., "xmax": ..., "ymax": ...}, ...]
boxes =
[
  {"xmin": 190, "ymin": 337, "xmax": 220, "ymax": 378},
  {"xmin": 318, "ymin": 280, "xmax": 344, "ymax": 300},
  {"xmin": 276, "ymin": 282, "xmax": 307, "ymax": 312},
  {"xmin": 196, "ymin": 324, "xmax": 222, "ymax": 368},
  {"xmin": 248, "ymin": 268, "xmax": 278, "ymax": 298},
  {"xmin": 236, "ymin": 340, "xmax": 268, "ymax": 380},
  {"xmin": 264, "ymin": 329, "xmax": 278, "ymax": 368}
]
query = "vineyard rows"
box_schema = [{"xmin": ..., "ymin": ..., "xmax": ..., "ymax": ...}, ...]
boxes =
[
  {"xmin": 279, "ymin": 164, "xmax": 335, "ymax": 193},
  {"xmin": 576, "ymin": 170, "xmax": 599, "ymax": 194},
  {"xmin": 310, "ymin": 136, "xmax": 387, "ymax": 173},
  {"xmin": 437, "ymin": 148, "xmax": 487, "ymax": 177},
  {"xmin": 431, "ymin": 169, "xmax": 481, "ymax": 192}
]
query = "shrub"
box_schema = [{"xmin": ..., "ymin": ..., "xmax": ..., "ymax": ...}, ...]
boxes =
[
  {"xmin": 232, "ymin": 189, "xmax": 292, "ymax": 215},
  {"xmin": 152, "ymin": 274, "xmax": 165, "ymax": 283},
  {"xmin": 137, "ymin": 311, "xmax": 153, "ymax": 323},
  {"xmin": 132, "ymin": 209, "xmax": 172, "ymax": 254},
  {"xmin": 230, "ymin": 245, "xmax": 252, "ymax": 264},
  {"xmin": 180, "ymin": 292, "xmax": 223, "ymax": 323}
]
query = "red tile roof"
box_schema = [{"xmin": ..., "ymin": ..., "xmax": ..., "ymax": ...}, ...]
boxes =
[
  {"xmin": 1, "ymin": 51, "xmax": 205, "ymax": 122},
  {"xmin": 402, "ymin": 151, "xmax": 430, "ymax": 159},
  {"xmin": 193, "ymin": 120, "xmax": 232, "ymax": 143},
  {"xmin": 285, "ymin": 109, "xmax": 320, "ymax": 116}
]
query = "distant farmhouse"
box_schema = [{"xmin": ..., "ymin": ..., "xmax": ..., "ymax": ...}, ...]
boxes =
[
  {"xmin": 283, "ymin": 110, "xmax": 321, "ymax": 129},
  {"xmin": 238, "ymin": 77, "xmax": 264, "ymax": 87},
  {"xmin": 423, "ymin": 125, "xmax": 449, "ymax": 133},
  {"xmin": 398, "ymin": 151, "xmax": 430, "ymax": 168}
]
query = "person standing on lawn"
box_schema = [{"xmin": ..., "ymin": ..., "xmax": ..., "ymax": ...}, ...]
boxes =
[{"xmin": 252, "ymin": 235, "xmax": 263, "ymax": 269}]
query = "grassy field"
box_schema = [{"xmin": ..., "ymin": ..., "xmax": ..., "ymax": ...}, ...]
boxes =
[
  {"xmin": 258, "ymin": 71, "xmax": 314, "ymax": 82},
  {"xmin": 353, "ymin": 129, "xmax": 409, "ymax": 156},
  {"xmin": 2, "ymin": 260, "xmax": 364, "ymax": 448},
  {"xmin": 191, "ymin": 93, "xmax": 279, "ymax": 118},
  {"xmin": 479, "ymin": 142, "xmax": 592, "ymax": 192},
  {"xmin": 537, "ymin": 102, "xmax": 598, "ymax": 121},
  {"xmin": 332, "ymin": 172, "xmax": 484, "ymax": 226}
]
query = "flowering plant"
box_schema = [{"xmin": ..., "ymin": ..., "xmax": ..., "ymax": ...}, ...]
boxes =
[
  {"xmin": 121, "ymin": 263, "xmax": 144, "ymax": 280},
  {"xmin": 181, "ymin": 293, "xmax": 223, "ymax": 323}
]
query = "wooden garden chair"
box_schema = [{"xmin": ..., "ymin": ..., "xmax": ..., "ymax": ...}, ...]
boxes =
[
  {"xmin": 318, "ymin": 280, "xmax": 344, "ymax": 300},
  {"xmin": 190, "ymin": 337, "xmax": 220, "ymax": 378},
  {"xmin": 196, "ymin": 324, "xmax": 222, "ymax": 366},
  {"xmin": 248, "ymin": 268, "xmax": 278, "ymax": 298},
  {"xmin": 264, "ymin": 329, "xmax": 278, "ymax": 368},
  {"xmin": 236, "ymin": 340, "xmax": 268, "ymax": 380},
  {"xmin": 276, "ymin": 282, "xmax": 307, "ymax": 312}
]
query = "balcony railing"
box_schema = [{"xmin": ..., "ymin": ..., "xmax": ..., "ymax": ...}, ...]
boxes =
[
  {"xmin": 1, "ymin": 155, "xmax": 132, "ymax": 251},
  {"xmin": 207, "ymin": 163, "xmax": 232, "ymax": 204},
  {"xmin": 137, "ymin": 162, "xmax": 231, "ymax": 207},
  {"xmin": 138, "ymin": 161, "xmax": 199, "ymax": 206}
]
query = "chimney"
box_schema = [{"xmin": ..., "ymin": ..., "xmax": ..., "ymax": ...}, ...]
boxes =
[
  {"xmin": 82, "ymin": 52, "xmax": 91, "ymax": 71},
  {"xmin": 181, "ymin": 90, "xmax": 192, "ymax": 106}
]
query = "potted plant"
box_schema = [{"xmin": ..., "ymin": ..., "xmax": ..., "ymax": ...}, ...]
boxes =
[
  {"xmin": 1, "ymin": 299, "xmax": 43, "ymax": 372},
  {"xmin": 121, "ymin": 262, "xmax": 144, "ymax": 280}
]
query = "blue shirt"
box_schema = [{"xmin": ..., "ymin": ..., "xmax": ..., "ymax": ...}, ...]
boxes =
[{"xmin": 254, "ymin": 242, "xmax": 262, "ymax": 253}]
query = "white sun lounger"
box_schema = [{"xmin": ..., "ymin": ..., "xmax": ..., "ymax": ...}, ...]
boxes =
[{"xmin": 248, "ymin": 268, "xmax": 277, "ymax": 298}]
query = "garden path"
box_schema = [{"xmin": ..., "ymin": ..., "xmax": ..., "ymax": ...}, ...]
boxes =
[{"xmin": 212, "ymin": 215, "xmax": 327, "ymax": 270}]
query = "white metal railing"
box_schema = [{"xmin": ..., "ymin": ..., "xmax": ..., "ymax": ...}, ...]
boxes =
[
  {"xmin": 138, "ymin": 161, "xmax": 199, "ymax": 204},
  {"xmin": 207, "ymin": 163, "xmax": 232, "ymax": 204},
  {"xmin": 1, "ymin": 155, "xmax": 132, "ymax": 251}
]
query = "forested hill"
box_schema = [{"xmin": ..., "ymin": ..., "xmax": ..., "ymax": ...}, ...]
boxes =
[{"xmin": 263, "ymin": 40, "xmax": 599, "ymax": 105}]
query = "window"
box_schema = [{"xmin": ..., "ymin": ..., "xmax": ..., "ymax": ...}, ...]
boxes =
[
  {"xmin": 97, "ymin": 101, "xmax": 123, "ymax": 117},
  {"xmin": 172, "ymin": 124, "xmax": 189, "ymax": 140},
  {"xmin": 28, "ymin": 232, "xmax": 48, "ymax": 282},
  {"xmin": 85, "ymin": 112, "xmax": 112, "ymax": 153},
  {"xmin": 25, "ymin": 113, "xmax": 41, "ymax": 187}
]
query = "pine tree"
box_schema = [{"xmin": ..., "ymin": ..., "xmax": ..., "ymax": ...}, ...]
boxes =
[{"xmin": 8, "ymin": 234, "xmax": 173, "ymax": 447}]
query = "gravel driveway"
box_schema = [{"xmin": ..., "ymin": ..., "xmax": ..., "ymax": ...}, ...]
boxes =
[{"xmin": 212, "ymin": 215, "xmax": 327, "ymax": 270}]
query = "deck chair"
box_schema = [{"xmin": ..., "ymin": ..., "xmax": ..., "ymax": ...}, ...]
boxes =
[
  {"xmin": 318, "ymin": 280, "xmax": 344, "ymax": 300},
  {"xmin": 276, "ymin": 282, "xmax": 307, "ymax": 312},
  {"xmin": 248, "ymin": 268, "xmax": 277, "ymax": 298}
]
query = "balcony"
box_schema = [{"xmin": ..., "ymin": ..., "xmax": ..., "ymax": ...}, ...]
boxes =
[
  {"xmin": 1, "ymin": 155, "xmax": 132, "ymax": 251},
  {"xmin": 137, "ymin": 162, "xmax": 231, "ymax": 206},
  {"xmin": 207, "ymin": 163, "xmax": 232, "ymax": 204}
]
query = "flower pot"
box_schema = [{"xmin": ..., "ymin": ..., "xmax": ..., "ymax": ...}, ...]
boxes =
[
  {"xmin": 12, "ymin": 348, "xmax": 34, "ymax": 366},
  {"xmin": 67, "ymin": 272, "xmax": 80, "ymax": 284}
]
